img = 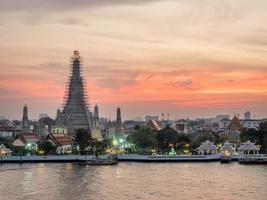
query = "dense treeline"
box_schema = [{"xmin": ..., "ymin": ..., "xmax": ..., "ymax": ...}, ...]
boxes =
[
  {"xmin": 126, "ymin": 122, "xmax": 267, "ymax": 154},
  {"xmin": 126, "ymin": 125, "xmax": 191, "ymax": 154}
]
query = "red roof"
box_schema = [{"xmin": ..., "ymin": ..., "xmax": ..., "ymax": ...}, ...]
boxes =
[
  {"xmin": 19, "ymin": 133, "xmax": 39, "ymax": 143},
  {"xmin": 45, "ymin": 133, "xmax": 71, "ymax": 146}
]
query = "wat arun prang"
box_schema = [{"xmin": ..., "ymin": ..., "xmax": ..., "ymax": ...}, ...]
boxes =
[{"xmin": 57, "ymin": 50, "xmax": 92, "ymax": 135}]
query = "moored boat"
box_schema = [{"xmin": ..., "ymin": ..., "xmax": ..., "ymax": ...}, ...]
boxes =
[
  {"xmin": 220, "ymin": 156, "xmax": 231, "ymax": 164},
  {"xmin": 239, "ymin": 157, "xmax": 267, "ymax": 165},
  {"xmin": 78, "ymin": 156, "xmax": 118, "ymax": 166}
]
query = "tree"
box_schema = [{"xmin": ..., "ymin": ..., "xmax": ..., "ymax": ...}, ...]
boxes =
[
  {"xmin": 156, "ymin": 126, "xmax": 180, "ymax": 153},
  {"xmin": 0, "ymin": 136, "xmax": 12, "ymax": 148},
  {"xmin": 102, "ymin": 138, "xmax": 113, "ymax": 148},
  {"xmin": 72, "ymin": 129, "xmax": 92, "ymax": 155},
  {"xmin": 191, "ymin": 132, "xmax": 214, "ymax": 149},
  {"xmin": 176, "ymin": 133, "xmax": 191, "ymax": 150},
  {"xmin": 38, "ymin": 141, "xmax": 56, "ymax": 155},
  {"xmin": 127, "ymin": 127, "xmax": 157, "ymax": 152},
  {"xmin": 240, "ymin": 128, "xmax": 259, "ymax": 143},
  {"xmin": 258, "ymin": 122, "xmax": 267, "ymax": 153}
]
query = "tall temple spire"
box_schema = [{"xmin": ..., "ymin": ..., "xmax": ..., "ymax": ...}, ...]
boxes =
[
  {"xmin": 59, "ymin": 50, "xmax": 91, "ymax": 134},
  {"xmin": 22, "ymin": 104, "xmax": 30, "ymax": 133},
  {"xmin": 94, "ymin": 104, "xmax": 99, "ymax": 120},
  {"xmin": 55, "ymin": 108, "xmax": 61, "ymax": 125},
  {"xmin": 93, "ymin": 104, "xmax": 100, "ymax": 127},
  {"xmin": 116, "ymin": 106, "xmax": 122, "ymax": 128},
  {"xmin": 91, "ymin": 104, "xmax": 103, "ymax": 141}
]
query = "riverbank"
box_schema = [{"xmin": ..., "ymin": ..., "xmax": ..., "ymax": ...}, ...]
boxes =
[{"xmin": 1, "ymin": 154, "xmax": 266, "ymax": 163}]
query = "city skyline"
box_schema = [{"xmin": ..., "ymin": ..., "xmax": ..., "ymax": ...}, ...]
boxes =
[{"xmin": 0, "ymin": 0, "xmax": 267, "ymax": 120}]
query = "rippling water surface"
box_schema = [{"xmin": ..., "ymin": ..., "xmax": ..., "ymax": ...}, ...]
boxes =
[{"xmin": 0, "ymin": 162, "xmax": 267, "ymax": 200}]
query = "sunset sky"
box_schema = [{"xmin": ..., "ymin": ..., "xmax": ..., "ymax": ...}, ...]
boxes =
[{"xmin": 0, "ymin": 0, "xmax": 267, "ymax": 120}]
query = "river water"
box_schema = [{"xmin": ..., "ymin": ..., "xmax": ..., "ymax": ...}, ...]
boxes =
[{"xmin": 0, "ymin": 162, "xmax": 266, "ymax": 200}]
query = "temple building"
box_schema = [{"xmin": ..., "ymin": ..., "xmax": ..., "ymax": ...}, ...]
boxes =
[
  {"xmin": 44, "ymin": 133, "xmax": 72, "ymax": 154},
  {"xmin": 115, "ymin": 106, "xmax": 124, "ymax": 138},
  {"xmin": 21, "ymin": 104, "xmax": 30, "ymax": 133},
  {"xmin": 105, "ymin": 107, "xmax": 125, "ymax": 140},
  {"xmin": 58, "ymin": 51, "xmax": 92, "ymax": 135},
  {"xmin": 197, "ymin": 140, "xmax": 218, "ymax": 155},
  {"xmin": 238, "ymin": 140, "xmax": 259, "ymax": 155},
  {"xmin": 90, "ymin": 104, "xmax": 103, "ymax": 141},
  {"xmin": 227, "ymin": 115, "xmax": 242, "ymax": 143},
  {"xmin": 147, "ymin": 119, "xmax": 162, "ymax": 131},
  {"xmin": 220, "ymin": 141, "xmax": 236, "ymax": 155}
]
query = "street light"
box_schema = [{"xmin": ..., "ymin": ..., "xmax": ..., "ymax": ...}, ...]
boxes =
[{"xmin": 113, "ymin": 140, "xmax": 118, "ymax": 146}]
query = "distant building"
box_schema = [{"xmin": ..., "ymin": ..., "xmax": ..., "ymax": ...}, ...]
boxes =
[
  {"xmin": 145, "ymin": 115, "xmax": 159, "ymax": 121},
  {"xmin": 131, "ymin": 116, "xmax": 143, "ymax": 121},
  {"xmin": 244, "ymin": 111, "xmax": 251, "ymax": 120},
  {"xmin": 39, "ymin": 113, "xmax": 49, "ymax": 119},
  {"xmin": 91, "ymin": 104, "xmax": 103, "ymax": 141},
  {"xmin": 0, "ymin": 119, "xmax": 12, "ymax": 126},
  {"xmin": 123, "ymin": 120, "xmax": 146, "ymax": 133},
  {"xmin": 0, "ymin": 126, "xmax": 15, "ymax": 139},
  {"xmin": 219, "ymin": 118, "xmax": 261, "ymax": 130},
  {"xmin": 215, "ymin": 115, "xmax": 230, "ymax": 122},
  {"xmin": 21, "ymin": 104, "xmax": 30, "ymax": 133},
  {"xmin": 0, "ymin": 116, "xmax": 6, "ymax": 120}
]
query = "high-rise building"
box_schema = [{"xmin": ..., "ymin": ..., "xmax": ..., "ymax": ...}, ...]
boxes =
[
  {"xmin": 22, "ymin": 104, "xmax": 30, "ymax": 133},
  {"xmin": 39, "ymin": 113, "xmax": 49, "ymax": 119},
  {"xmin": 59, "ymin": 50, "xmax": 92, "ymax": 135},
  {"xmin": 244, "ymin": 111, "xmax": 251, "ymax": 120}
]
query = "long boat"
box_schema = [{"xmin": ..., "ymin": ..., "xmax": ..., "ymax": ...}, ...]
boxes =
[
  {"xmin": 220, "ymin": 155, "xmax": 231, "ymax": 164},
  {"xmin": 78, "ymin": 157, "xmax": 118, "ymax": 166},
  {"xmin": 239, "ymin": 157, "xmax": 267, "ymax": 165},
  {"xmin": 118, "ymin": 154, "xmax": 221, "ymax": 162}
]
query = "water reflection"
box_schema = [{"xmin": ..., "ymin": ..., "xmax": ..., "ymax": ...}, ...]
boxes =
[{"xmin": 0, "ymin": 163, "xmax": 266, "ymax": 200}]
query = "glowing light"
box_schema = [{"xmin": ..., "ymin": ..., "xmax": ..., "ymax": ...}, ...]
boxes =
[
  {"xmin": 113, "ymin": 140, "xmax": 118, "ymax": 146},
  {"xmin": 183, "ymin": 150, "xmax": 189, "ymax": 154},
  {"xmin": 223, "ymin": 150, "xmax": 230, "ymax": 156},
  {"xmin": 38, "ymin": 150, "xmax": 44, "ymax": 155}
]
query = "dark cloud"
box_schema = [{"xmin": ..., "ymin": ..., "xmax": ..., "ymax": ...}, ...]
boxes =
[{"xmin": 0, "ymin": 0, "xmax": 163, "ymax": 12}]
